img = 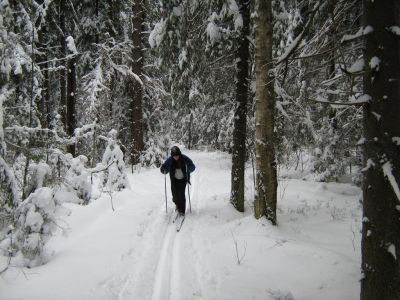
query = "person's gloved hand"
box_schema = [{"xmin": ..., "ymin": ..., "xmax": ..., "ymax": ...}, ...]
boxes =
[{"xmin": 160, "ymin": 167, "xmax": 168, "ymax": 174}]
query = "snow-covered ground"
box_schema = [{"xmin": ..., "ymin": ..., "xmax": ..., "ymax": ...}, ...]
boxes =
[{"xmin": 0, "ymin": 150, "xmax": 362, "ymax": 300}]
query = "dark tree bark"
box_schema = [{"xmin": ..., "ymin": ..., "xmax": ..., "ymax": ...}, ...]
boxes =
[
  {"xmin": 230, "ymin": 0, "xmax": 250, "ymax": 213},
  {"xmin": 361, "ymin": 0, "xmax": 400, "ymax": 299},
  {"xmin": 95, "ymin": 0, "xmax": 100, "ymax": 44},
  {"xmin": 254, "ymin": 0, "xmax": 277, "ymax": 223},
  {"xmin": 130, "ymin": 0, "xmax": 144, "ymax": 164},
  {"xmin": 66, "ymin": 57, "xmax": 76, "ymax": 156},
  {"xmin": 37, "ymin": 0, "xmax": 51, "ymax": 129},
  {"xmin": 58, "ymin": 0, "xmax": 67, "ymax": 129}
]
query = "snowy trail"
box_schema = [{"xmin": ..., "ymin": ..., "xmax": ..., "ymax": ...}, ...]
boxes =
[
  {"xmin": 150, "ymin": 154, "xmax": 203, "ymax": 300},
  {"xmin": 0, "ymin": 150, "xmax": 362, "ymax": 300},
  {"xmin": 116, "ymin": 205, "xmax": 173, "ymax": 300},
  {"xmin": 133, "ymin": 151, "xmax": 208, "ymax": 300},
  {"xmin": 150, "ymin": 222, "xmax": 175, "ymax": 300}
]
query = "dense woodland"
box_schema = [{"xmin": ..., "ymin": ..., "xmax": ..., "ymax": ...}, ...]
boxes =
[{"xmin": 0, "ymin": 0, "xmax": 399, "ymax": 299}]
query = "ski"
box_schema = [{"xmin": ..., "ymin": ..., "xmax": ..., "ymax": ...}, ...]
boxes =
[
  {"xmin": 176, "ymin": 216, "xmax": 185, "ymax": 232},
  {"xmin": 172, "ymin": 212, "xmax": 180, "ymax": 223}
]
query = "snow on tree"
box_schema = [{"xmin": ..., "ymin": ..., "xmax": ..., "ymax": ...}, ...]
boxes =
[
  {"xmin": 24, "ymin": 162, "xmax": 52, "ymax": 197},
  {"xmin": 65, "ymin": 155, "xmax": 92, "ymax": 204},
  {"xmin": 0, "ymin": 87, "xmax": 20, "ymax": 208},
  {"xmin": 7, "ymin": 187, "xmax": 57, "ymax": 267},
  {"xmin": 65, "ymin": 36, "xmax": 78, "ymax": 55},
  {"xmin": 101, "ymin": 130, "xmax": 129, "ymax": 191}
]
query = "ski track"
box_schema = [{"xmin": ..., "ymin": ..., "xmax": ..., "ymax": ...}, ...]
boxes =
[
  {"xmin": 148, "ymin": 154, "xmax": 205, "ymax": 300},
  {"xmin": 151, "ymin": 163, "xmax": 201, "ymax": 300},
  {"xmin": 116, "ymin": 206, "xmax": 173, "ymax": 300},
  {"xmin": 115, "ymin": 152, "xmax": 210, "ymax": 300}
]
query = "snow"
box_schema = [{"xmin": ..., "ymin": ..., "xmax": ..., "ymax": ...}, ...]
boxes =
[
  {"xmin": 388, "ymin": 26, "xmax": 400, "ymax": 36},
  {"xmin": 371, "ymin": 111, "xmax": 381, "ymax": 121},
  {"xmin": 206, "ymin": 13, "xmax": 221, "ymax": 46},
  {"xmin": 25, "ymin": 208, "xmax": 44, "ymax": 232},
  {"xmin": 0, "ymin": 150, "xmax": 362, "ymax": 300},
  {"xmin": 382, "ymin": 161, "xmax": 400, "ymax": 202},
  {"xmin": 31, "ymin": 187, "xmax": 55, "ymax": 213},
  {"xmin": 388, "ymin": 244, "xmax": 397, "ymax": 260},
  {"xmin": 355, "ymin": 94, "xmax": 371, "ymax": 103},
  {"xmin": 356, "ymin": 137, "xmax": 366, "ymax": 145},
  {"xmin": 0, "ymin": 87, "xmax": 6, "ymax": 152},
  {"xmin": 348, "ymin": 58, "xmax": 364, "ymax": 73},
  {"xmin": 178, "ymin": 49, "xmax": 187, "ymax": 70},
  {"xmin": 102, "ymin": 132, "xmax": 129, "ymax": 192},
  {"xmin": 149, "ymin": 19, "xmax": 167, "ymax": 48},
  {"xmin": 173, "ymin": 6, "xmax": 182, "ymax": 17},
  {"xmin": 228, "ymin": 0, "xmax": 239, "ymax": 16},
  {"xmin": 369, "ymin": 56, "xmax": 380, "ymax": 71},
  {"xmin": 362, "ymin": 159, "xmax": 375, "ymax": 172},
  {"xmin": 29, "ymin": 162, "xmax": 52, "ymax": 189},
  {"xmin": 276, "ymin": 30, "xmax": 304, "ymax": 64},
  {"xmin": 23, "ymin": 233, "xmax": 41, "ymax": 252},
  {"xmin": 65, "ymin": 36, "xmax": 78, "ymax": 54},
  {"xmin": 341, "ymin": 26, "xmax": 374, "ymax": 43},
  {"xmin": 226, "ymin": 0, "xmax": 242, "ymax": 31},
  {"xmin": 0, "ymin": 86, "xmax": 20, "ymax": 203},
  {"xmin": 234, "ymin": 14, "xmax": 243, "ymax": 31}
]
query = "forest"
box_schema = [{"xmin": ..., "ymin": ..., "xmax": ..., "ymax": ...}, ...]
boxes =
[{"xmin": 0, "ymin": 0, "xmax": 399, "ymax": 299}]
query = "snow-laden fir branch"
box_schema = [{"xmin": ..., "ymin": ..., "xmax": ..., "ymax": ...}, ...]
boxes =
[
  {"xmin": 82, "ymin": 63, "xmax": 108, "ymax": 115},
  {"xmin": 33, "ymin": 0, "xmax": 52, "ymax": 32},
  {"xmin": 341, "ymin": 26, "xmax": 374, "ymax": 43},
  {"xmin": 276, "ymin": 1, "xmax": 321, "ymax": 65},
  {"xmin": 312, "ymin": 94, "xmax": 370, "ymax": 106},
  {"xmin": 5, "ymin": 121, "xmax": 97, "ymax": 146},
  {"xmin": 0, "ymin": 86, "xmax": 14, "ymax": 155}
]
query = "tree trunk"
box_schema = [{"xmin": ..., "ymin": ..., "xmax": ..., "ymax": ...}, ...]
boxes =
[
  {"xmin": 131, "ymin": 0, "xmax": 144, "ymax": 165},
  {"xmin": 360, "ymin": 0, "xmax": 400, "ymax": 299},
  {"xmin": 95, "ymin": 0, "xmax": 100, "ymax": 44},
  {"xmin": 254, "ymin": 0, "xmax": 277, "ymax": 223},
  {"xmin": 230, "ymin": 0, "xmax": 250, "ymax": 213},
  {"xmin": 188, "ymin": 112, "xmax": 193, "ymax": 150},
  {"xmin": 59, "ymin": 0, "xmax": 67, "ymax": 129},
  {"xmin": 66, "ymin": 57, "xmax": 76, "ymax": 156},
  {"xmin": 181, "ymin": 2, "xmax": 192, "ymax": 149},
  {"xmin": 37, "ymin": 3, "xmax": 51, "ymax": 129}
]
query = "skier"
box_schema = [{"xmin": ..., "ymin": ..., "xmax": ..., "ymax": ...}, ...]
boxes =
[{"xmin": 160, "ymin": 146, "xmax": 195, "ymax": 217}]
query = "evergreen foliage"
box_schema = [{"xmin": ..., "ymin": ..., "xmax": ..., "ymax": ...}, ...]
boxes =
[{"xmin": 0, "ymin": 0, "xmax": 370, "ymax": 266}]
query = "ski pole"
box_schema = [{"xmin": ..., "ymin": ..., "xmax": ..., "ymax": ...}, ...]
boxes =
[
  {"xmin": 186, "ymin": 165, "xmax": 192, "ymax": 213},
  {"xmin": 164, "ymin": 174, "xmax": 167, "ymax": 213},
  {"xmin": 188, "ymin": 183, "xmax": 191, "ymax": 213}
]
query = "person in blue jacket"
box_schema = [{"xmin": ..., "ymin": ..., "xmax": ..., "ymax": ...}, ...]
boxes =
[{"xmin": 160, "ymin": 146, "xmax": 195, "ymax": 216}]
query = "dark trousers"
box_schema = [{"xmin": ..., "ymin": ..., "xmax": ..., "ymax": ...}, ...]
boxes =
[{"xmin": 171, "ymin": 178, "xmax": 187, "ymax": 214}]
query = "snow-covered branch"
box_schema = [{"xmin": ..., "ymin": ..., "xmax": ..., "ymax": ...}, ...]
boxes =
[{"xmin": 276, "ymin": 1, "xmax": 321, "ymax": 65}]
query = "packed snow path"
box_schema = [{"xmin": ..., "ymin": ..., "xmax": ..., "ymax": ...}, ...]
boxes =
[
  {"xmin": 0, "ymin": 150, "xmax": 362, "ymax": 300},
  {"xmin": 127, "ymin": 151, "xmax": 210, "ymax": 300}
]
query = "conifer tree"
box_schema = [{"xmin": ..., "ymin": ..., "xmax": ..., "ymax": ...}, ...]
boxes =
[
  {"xmin": 254, "ymin": 0, "xmax": 277, "ymax": 223},
  {"xmin": 230, "ymin": 0, "xmax": 250, "ymax": 213},
  {"xmin": 360, "ymin": 0, "xmax": 400, "ymax": 298},
  {"xmin": 131, "ymin": 0, "xmax": 145, "ymax": 165}
]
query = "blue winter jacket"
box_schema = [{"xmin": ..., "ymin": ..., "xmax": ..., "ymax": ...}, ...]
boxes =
[{"xmin": 160, "ymin": 154, "xmax": 195, "ymax": 184}]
